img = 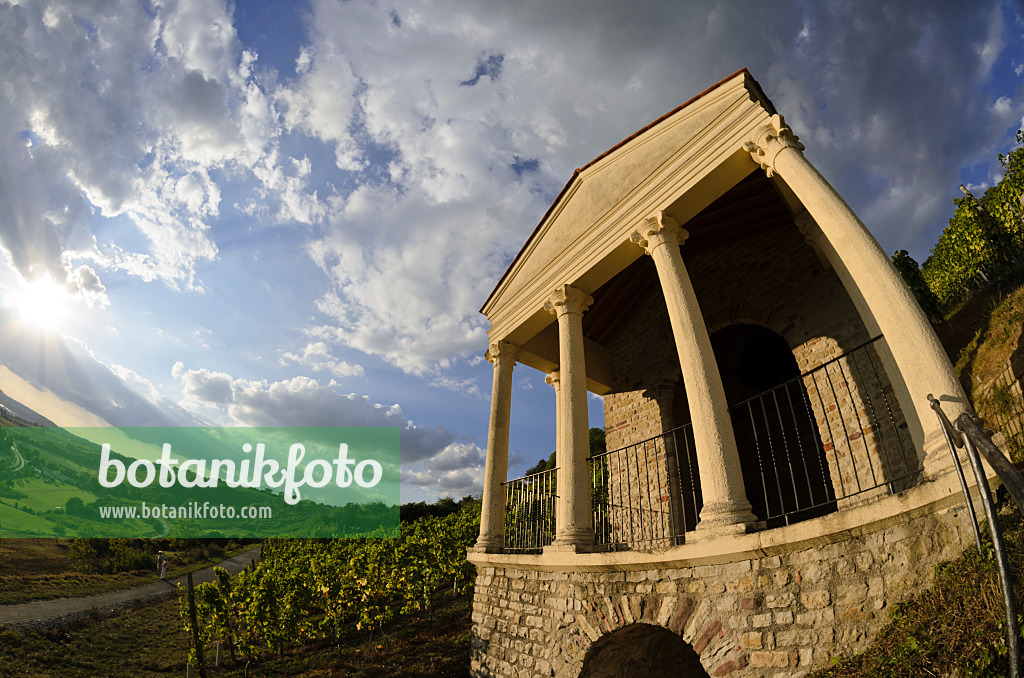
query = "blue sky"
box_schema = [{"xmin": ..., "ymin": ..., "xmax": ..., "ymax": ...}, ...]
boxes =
[{"xmin": 0, "ymin": 0, "xmax": 1022, "ymax": 502}]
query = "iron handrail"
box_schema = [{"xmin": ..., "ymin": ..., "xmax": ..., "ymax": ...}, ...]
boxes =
[{"xmin": 929, "ymin": 395, "xmax": 1021, "ymax": 677}]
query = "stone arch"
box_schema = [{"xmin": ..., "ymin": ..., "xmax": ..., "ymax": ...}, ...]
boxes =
[
  {"xmin": 578, "ymin": 623, "xmax": 710, "ymax": 678},
  {"xmin": 549, "ymin": 593, "xmax": 748, "ymax": 678}
]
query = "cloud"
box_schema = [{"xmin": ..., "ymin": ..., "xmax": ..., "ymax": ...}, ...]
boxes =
[
  {"xmin": 428, "ymin": 374, "xmax": 483, "ymax": 398},
  {"xmin": 0, "ymin": 0, "xmax": 310, "ymax": 298},
  {"xmin": 67, "ymin": 264, "xmax": 109, "ymax": 309},
  {"xmin": 288, "ymin": 0, "xmax": 1024, "ymax": 376},
  {"xmin": 401, "ymin": 441, "xmax": 487, "ymax": 497},
  {"xmin": 2, "ymin": 0, "xmax": 1021, "ymax": 381},
  {"xmin": 279, "ymin": 341, "xmax": 365, "ymax": 378},
  {"xmin": 172, "ymin": 363, "xmax": 466, "ymax": 466},
  {"xmin": 0, "ymin": 311, "xmax": 191, "ymax": 426}
]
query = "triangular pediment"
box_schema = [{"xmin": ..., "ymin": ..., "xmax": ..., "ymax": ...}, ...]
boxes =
[{"xmin": 482, "ymin": 70, "xmax": 777, "ymax": 367}]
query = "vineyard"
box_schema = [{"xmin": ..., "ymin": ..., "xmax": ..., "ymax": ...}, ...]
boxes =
[
  {"xmin": 178, "ymin": 500, "xmax": 480, "ymax": 667},
  {"xmin": 895, "ymin": 128, "xmax": 1024, "ymax": 313}
]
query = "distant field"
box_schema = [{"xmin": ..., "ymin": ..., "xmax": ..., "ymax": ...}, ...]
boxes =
[
  {"xmin": 0, "ymin": 500, "xmax": 55, "ymax": 535},
  {"xmin": 8, "ymin": 477, "xmax": 98, "ymax": 514}
]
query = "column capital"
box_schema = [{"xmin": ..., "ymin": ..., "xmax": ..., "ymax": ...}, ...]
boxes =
[
  {"xmin": 743, "ymin": 114, "xmax": 805, "ymax": 178},
  {"xmin": 544, "ymin": 284, "xmax": 593, "ymax": 317},
  {"xmin": 793, "ymin": 210, "xmax": 823, "ymax": 247},
  {"xmin": 485, "ymin": 340, "xmax": 519, "ymax": 365},
  {"xmin": 545, "ymin": 369, "xmax": 561, "ymax": 387},
  {"xmin": 630, "ymin": 211, "xmax": 689, "ymax": 256},
  {"xmin": 793, "ymin": 210, "xmax": 831, "ymax": 270}
]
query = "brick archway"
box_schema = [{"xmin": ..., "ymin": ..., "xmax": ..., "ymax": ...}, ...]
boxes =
[
  {"xmin": 579, "ymin": 623, "xmax": 709, "ymax": 678},
  {"xmin": 548, "ymin": 593, "xmax": 748, "ymax": 678}
]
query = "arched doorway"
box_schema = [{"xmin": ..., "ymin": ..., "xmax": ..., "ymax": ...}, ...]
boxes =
[
  {"xmin": 711, "ymin": 324, "xmax": 837, "ymax": 527},
  {"xmin": 578, "ymin": 624, "xmax": 710, "ymax": 678}
]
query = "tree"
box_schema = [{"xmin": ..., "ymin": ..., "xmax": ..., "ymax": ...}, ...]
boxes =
[
  {"xmin": 589, "ymin": 427, "xmax": 606, "ymax": 457},
  {"xmin": 892, "ymin": 250, "xmax": 942, "ymax": 322},
  {"xmin": 65, "ymin": 496, "xmax": 85, "ymax": 516},
  {"xmin": 524, "ymin": 451, "xmax": 555, "ymax": 477}
]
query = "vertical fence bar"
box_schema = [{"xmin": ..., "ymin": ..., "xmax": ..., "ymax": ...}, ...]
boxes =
[
  {"xmin": 784, "ymin": 383, "xmax": 817, "ymax": 507},
  {"xmin": 758, "ymin": 397, "xmax": 787, "ymax": 521},
  {"xmin": 810, "ymin": 368, "xmax": 847, "ymax": 500},
  {"xmin": 837, "ymin": 359, "xmax": 878, "ymax": 489},
  {"xmin": 771, "ymin": 390, "xmax": 801, "ymax": 515},
  {"xmin": 847, "ymin": 350, "xmax": 898, "ymax": 490}
]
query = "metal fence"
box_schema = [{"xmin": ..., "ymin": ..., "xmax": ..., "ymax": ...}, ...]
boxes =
[
  {"xmin": 591, "ymin": 424, "xmax": 700, "ymax": 550},
  {"xmin": 733, "ymin": 336, "xmax": 916, "ymax": 527},
  {"xmin": 502, "ymin": 336, "xmax": 920, "ymax": 552},
  {"xmin": 502, "ymin": 467, "xmax": 556, "ymax": 552}
]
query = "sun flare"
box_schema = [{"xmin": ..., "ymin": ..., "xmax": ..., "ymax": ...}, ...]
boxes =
[{"xmin": 14, "ymin": 277, "xmax": 70, "ymax": 330}]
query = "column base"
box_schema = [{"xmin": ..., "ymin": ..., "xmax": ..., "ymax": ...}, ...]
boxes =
[
  {"xmin": 544, "ymin": 532, "xmax": 599, "ymax": 554},
  {"xmin": 690, "ymin": 500, "xmax": 759, "ymax": 539},
  {"xmin": 543, "ymin": 541, "xmax": 602, "ymax": 555},
  {"xmin": 469, "ymin": 536, "xmax": 506, "ymax": 554}
]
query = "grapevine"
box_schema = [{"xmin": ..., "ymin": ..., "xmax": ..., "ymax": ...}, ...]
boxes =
[{"xmin": 179, "ymin": 499, "xmax": 481, "ymax": 664}]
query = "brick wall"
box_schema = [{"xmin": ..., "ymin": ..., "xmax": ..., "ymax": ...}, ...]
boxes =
[{"xmin": 471, "ymin": 503, "xmax": 972, "ymax": 677}]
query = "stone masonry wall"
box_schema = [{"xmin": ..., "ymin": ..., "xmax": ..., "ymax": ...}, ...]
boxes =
[{"xmin": 471, "ymin": 503, "xmax": 973, "ymax": 677}]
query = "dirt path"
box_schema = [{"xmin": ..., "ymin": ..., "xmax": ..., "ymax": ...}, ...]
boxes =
[{"xmin": 0, "ymin": 545, "xmax": 261, "ymax": 630}]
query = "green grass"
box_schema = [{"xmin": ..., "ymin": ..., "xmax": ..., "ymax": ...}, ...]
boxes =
[
  {"xmin": 0, "ymin": 587, "xmax": 472, "ymax": 678},
  {"xmin": 6, "ymin": 478, "xmax": 98, "ymax": 515},
  {"xmin": 0, "ymin": 502, "xmax": 60, "ymax": 535}
]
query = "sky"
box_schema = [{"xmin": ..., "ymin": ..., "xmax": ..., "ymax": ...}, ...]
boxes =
[{"xmin": 0, "ymin": 0, "xmax": 1022, "ymax": 503}]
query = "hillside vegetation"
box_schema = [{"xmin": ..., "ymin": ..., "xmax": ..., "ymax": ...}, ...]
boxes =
[{"xmin": 814, "ymin": 131, "xmax": 1024, "ymax": 675}]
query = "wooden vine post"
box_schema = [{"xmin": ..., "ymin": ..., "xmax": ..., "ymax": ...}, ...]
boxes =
[{"xmin": 187, "ymin": 572, "xmax": 208, "ymax": 678}]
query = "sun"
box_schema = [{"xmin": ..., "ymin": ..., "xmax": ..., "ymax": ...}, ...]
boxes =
[{"xmin": 14, "ymin": 277, "xmax": 70, "ymax": 330}]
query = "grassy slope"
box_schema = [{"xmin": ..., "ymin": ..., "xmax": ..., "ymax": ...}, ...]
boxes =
[
  {"xmin": 809, "ymin": 281, "xmax": 1024, "ymax": 676},
  {"xmin": 937, "ymin": 282, "xmax": 1024, "ymax": 396},
  {"xmin": 811, "ymin": 511, "xmax": 1024, "ymax": 677}
]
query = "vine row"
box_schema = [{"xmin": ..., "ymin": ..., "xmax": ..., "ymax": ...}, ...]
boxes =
[{"xmin": 178, "ymin": 499, "xmax": 480, "ymax": 663}]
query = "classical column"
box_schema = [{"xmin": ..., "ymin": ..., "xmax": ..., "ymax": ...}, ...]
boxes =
[
  {"xmin": 471, "ymin": 340, "xmax": 518, "ymax": 553},
  {"xmin": 631, "ymin": 213, "xmax": 758, "ymax": 532},
  {"xmin": 543, "ymin": 284, "xmax": 596, "ymax": 550},
  {"xmin": 745, "ymin": 114, "xmax": 968, "ymax": 467}
]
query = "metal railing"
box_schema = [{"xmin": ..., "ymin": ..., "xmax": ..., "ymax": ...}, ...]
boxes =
[
  {"xmin": 501, "ymin": 336, "xmax": 919, "ymax": 552},
  {"xmin": 733, "ymin": 336, "xmax": 917, "ymax": 526},
  {"xmin": 930, "ymin": 396, "xmax": 1023, "ymax": 678},
  {"xmin": 502, "ymin": 467, "xmax": 556, "ymax": 552},
  {"xmin": 590, "ymin": 424, "xmax": 699, "ymax": 550}
]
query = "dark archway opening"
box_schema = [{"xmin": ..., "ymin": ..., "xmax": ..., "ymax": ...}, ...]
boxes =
[
  {"xmin": 578, "ymin": 623, "xmax": 710, "ymax": 678},
  {"xmin": 711, "ymin": 324, "xmax": 836, "ymax": 527}
]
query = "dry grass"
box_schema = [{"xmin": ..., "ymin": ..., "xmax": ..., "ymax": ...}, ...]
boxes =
[
  {"xmin": 938, "ymin": 282, "xmax": 1024, "ymax": 396},
  {"xmin": 811, "ymin": 507, "xmax": 1024, "ymax": 677},
  {"xmin": 0, "ymin": 538, "xmax": 254, "ymax": 604},
  {"xmin": 0, "ymin": 587, "xmax": 472, "ymax": 678}
]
